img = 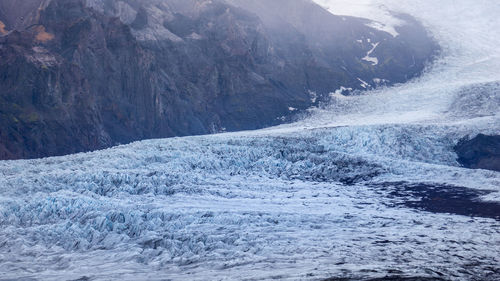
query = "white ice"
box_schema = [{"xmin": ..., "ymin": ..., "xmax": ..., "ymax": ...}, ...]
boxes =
[{"xmin": 313, "ymin": 0, "xmax": 403, "ymax": 37}]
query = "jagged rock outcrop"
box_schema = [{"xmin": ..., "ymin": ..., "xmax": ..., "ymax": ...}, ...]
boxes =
[
  {"xmin": 0, "ymin": 0, "xmax": 439, "ymax": 159},
  {"xmin": 455, "ymin": 134, "xmax": 500, "ymax": 172}
]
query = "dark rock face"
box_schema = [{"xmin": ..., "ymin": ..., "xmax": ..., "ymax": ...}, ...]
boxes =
[
  {"xmin": 455, "ymin": 134, "xmax": 500, "ymax": 172},
  {"xmin": 0, "ymin": 0, "xmax": 439, "ymax": 160},
  {"xmin": 1, "ymin": 0, "xmax": 159, "ymax": 159}
]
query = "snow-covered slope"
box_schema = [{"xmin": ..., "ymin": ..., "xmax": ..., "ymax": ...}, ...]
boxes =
[
  {"xmin": 1, "ymin": 0, "xmax": 500, "ymax": 280},
  {"xmin": 313, "ymin": 0, "xmax": 404, "ymax": 36}
]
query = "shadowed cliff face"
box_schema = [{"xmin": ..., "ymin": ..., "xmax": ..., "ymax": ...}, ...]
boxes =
[
  {"xmin": 227, "ymin": 0, "xmax": 436, "ymax": 85},
  {"xmin": 455, "ymin": 134, "xmax": 500, "ymax": 172},
  {"xmin": 0, "ymin": 0, "xmax": 51, "ymax": 30},
  {"xmin": 0, "ymin": 0, "xmax": 439, "ymax": 160}
]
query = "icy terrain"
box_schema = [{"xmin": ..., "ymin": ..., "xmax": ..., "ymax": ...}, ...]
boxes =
[{"xmin": 1, "ymin": 0, "xmax": 500, "ymax": 280}]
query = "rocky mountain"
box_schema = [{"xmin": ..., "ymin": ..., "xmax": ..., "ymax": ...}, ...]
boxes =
[
  {"xmin": 0, "ymin": 0, "xmax": 439, "ymax": 160},
  {"xmin": 455, "ymin": 134, "xmax": 500, "ymax": 172}
]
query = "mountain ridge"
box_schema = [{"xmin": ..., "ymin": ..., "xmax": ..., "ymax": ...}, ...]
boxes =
[{"xmin": 0, "ymin": 0, "xmax": 439, "ymax": 160}]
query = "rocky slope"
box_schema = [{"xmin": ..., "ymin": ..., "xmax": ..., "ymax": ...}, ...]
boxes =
[
  {"xmin": 0, "ymin": 0, "xmax": 438, "ymax": 159},
  {"xmin": 455, "ymin": 134, "xmax": 500, "ymax": 172}
]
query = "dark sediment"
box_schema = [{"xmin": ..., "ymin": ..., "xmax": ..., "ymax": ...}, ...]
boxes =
[
  {"xmin": 325, "ymin": 277, "xmax": 447, "ymax": 281},
  {"xmin": 378, "ymin": 182, "xmax": 500, "ymax": 220}
]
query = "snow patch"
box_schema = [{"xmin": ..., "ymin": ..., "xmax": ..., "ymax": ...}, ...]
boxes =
[
  {"xmin": 331, "ymin": 86, "xmax": 353, "ymax": 97},
  {"xmin": 362, "ymin": 42, "xmax": 380, "ymax": 65},
  {"xmin": 357, "ymin": 78, "xmax": 370, "ymax": 88},
  {"xmin": 373, "ymin": 78, "xmax": 389, "ymax": 85},
  {"xmin": 308, "ymin": 90, "xmax": 318, "ymax": 103},
  {"xmin": 368, "ymin": 21, "xmax": 399, "ymax": 37},
  {"xmin": 312, "ymin": 0, "xmax": 403, "ymax": 37},
  {"xmin": 187, "ymin": 32, "xmax": 202, "ymax": 40}
]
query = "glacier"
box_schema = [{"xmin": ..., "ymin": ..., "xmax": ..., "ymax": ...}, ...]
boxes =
[{"xmin": 1, "ymin": 0, "xmax": 500, "ymax": 280}]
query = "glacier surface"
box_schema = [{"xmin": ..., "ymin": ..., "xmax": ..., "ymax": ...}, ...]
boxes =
[{"xmin": 1, "ymin": 0, "xmax": 500, "ymax": 280}]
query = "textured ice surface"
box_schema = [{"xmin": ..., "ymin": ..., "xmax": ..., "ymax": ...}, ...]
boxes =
[
  {"xmin": 1, "ymin": 0, "xmax": 500, "ymax": 280},
  {"xmin": 1, "ymin": 129, "xmax": 499, "ymax": 280}
]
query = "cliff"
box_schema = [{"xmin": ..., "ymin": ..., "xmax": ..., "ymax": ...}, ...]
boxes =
[{"xmin": 0, "ymin": 0, "xmax": 439, "ymax": 159}]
